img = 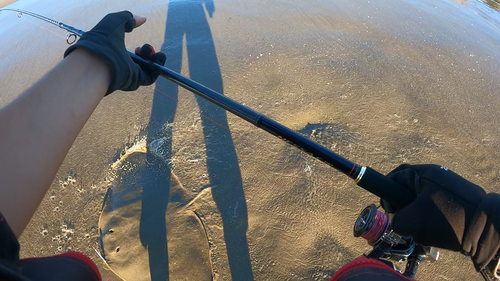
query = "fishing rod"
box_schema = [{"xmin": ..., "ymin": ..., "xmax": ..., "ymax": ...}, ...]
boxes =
[{"xmin": 0, "ymin": 8, "xmax": 414, "ymax": 209}]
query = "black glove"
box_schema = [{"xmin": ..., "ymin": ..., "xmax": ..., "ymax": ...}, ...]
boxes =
[
  {"xmin": 384, "ymin": 164, "xmax": 500, "ymax": 275},
  {"xmin": 64, "ymin": 11, "xmax": 166, "ymax": 96}
]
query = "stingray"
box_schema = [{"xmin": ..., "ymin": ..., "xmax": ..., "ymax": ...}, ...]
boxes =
[{"xmin": 98, "ymin": 149, "xmax": 213, "ymax": 281}]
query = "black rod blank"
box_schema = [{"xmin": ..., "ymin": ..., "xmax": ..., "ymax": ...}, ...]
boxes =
[{"xmin": 130, "ymin": 53, "xmax": 415, "ymax": 209}]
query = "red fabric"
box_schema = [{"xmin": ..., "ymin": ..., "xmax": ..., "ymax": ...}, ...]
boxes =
[
  {"xmin": 330, "ymin": 256, "xmax": 414, "ymax": 281},
  {"xmin": 20, "ymin": 251, "xmax": 102, "ymax": 281}
]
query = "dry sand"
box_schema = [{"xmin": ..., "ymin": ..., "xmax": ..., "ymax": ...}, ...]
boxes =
[
  {"xmin": 0, "ymin": 0, "xmax": 16, "ymax": 8},
  {"xmin": 0, "ymin": 0, "xmax": 499, "ymax": 280}
]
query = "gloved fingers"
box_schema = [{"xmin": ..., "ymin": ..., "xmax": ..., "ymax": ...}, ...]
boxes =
[
  {"xmin": 151, "ymin": 52, "xmax": 167, "ymax": 65},
  {"xmin": 93, "ymin": 11, "xmax": 136, "ymax": 34},
  {"xmin": 137, "ymin": 44, "xmax": 155, "ymax": 59},
  {"xmin": 391, "ymin": 193, "xmax": 463, "ymax": 251},
  {"xmin": 96, "ymin": 11, "xmax": 144, "ymax": 33},
  {"xmin": 120, "ymin": 12, "xmax": 136, "ymax": 33},
  {"xmin": 135, "ymin": 44, "xmax": 167, "ymax": 65},
  {"xmin": 66, "ymin": 11, "xmax": 159, "ymax": 95},
  {"xmin": 386, "ymin": 164, "xmax": 420, "ymax": 194},
  {"xmin": 377, "ymin": 164, "xmax": 419, "ymax": 213},
  {"xmin": 380, "ymin": 198, "xmax": 397, "ymax": 214},
  {"xmin": 389, "ymin": 164, "xmax": 486, "ymax": 208},
  {"xmin": 130, "ymin": 44, "xmax": 166, "ymax": 87},
  {"xmin": 389, "ymin": 165, "xmax": 479, "ymax": 251}
]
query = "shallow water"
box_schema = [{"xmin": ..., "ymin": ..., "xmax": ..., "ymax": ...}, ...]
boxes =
[{"xmin": 1, "ymin": 0, "xmax": 500, "ymax": 280}]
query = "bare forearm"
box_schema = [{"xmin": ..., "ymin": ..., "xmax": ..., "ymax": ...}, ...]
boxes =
[{"xmin": 0, "ymin": 49, "xmax": 110, "ymax": 237}]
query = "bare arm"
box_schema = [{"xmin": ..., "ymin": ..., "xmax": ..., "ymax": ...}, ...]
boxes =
[
  {"xmin": 0, "ymin": 48, "xmax": 110, "ymax": 237},
  {"xmin": 0, "ymin": 12, "xmax": 162, "ymax": 238}
]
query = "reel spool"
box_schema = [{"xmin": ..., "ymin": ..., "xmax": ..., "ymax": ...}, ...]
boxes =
[
  {"xmin": 353, "ymin": 204, "xmax": 439, "ymax": 279},
  {"xmin": 353, "ymin": 204, "xmax": 390, "ymax": 245}
]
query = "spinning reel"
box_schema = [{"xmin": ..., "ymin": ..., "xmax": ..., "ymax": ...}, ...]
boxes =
[{"xmin": 354, "ymin": 204, "xmax": 440, "ymax": 278}]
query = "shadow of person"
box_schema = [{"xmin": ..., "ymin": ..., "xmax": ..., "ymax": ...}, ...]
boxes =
[{"xmin": 140, "ymin": 0, "xmax": 254, "ymax": 280}]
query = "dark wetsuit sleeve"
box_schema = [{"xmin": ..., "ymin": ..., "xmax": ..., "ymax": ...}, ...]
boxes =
[
  {"xmin": 0, "ymin": 212, "xmax": 101, "ymax": 281},
  {"xmin": 0, "ymin": 213, "xmax": 28, "ymax": 281}
]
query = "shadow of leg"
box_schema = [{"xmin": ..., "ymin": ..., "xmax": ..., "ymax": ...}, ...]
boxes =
[
  {"xmin": 138, "ymin": 154, "xmax": 171, "ymax": 281},
  {"xmin": 143, "ymin": 0, "xmax": 254, "ymax": 279},
  {"xmin": 140, "ymin": 15, "xmax": 183, "ymax": 279},
  {"xmin": 188, "ymin": 29, "xmax": 254, "ymax": 276},
  {"xmin": 196, "ymin": 95, "xmax": 254, "ymax": 281}
]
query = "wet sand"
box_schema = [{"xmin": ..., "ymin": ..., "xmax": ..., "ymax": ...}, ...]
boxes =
[{"xmin": 1, "ymin": 0, "xmax": 500, "ymax": 280}]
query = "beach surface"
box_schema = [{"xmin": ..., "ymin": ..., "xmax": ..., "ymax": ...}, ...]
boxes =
[{"xmin": 1, "ymin": 0, "xmax": 500, "ymax": 280}]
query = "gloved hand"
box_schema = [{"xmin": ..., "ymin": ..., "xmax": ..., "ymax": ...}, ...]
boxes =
[
  {"xmin": 64, "ymin": 11, "xmax": 166, "ymax": 96},
  {"xmin": 384, "ymin": 164, "xmax": 500, "ymax": 274}
]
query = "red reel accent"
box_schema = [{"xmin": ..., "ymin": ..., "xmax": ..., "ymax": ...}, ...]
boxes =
[{"xmin": 361, "ymin": 209, "xmax": 389, "ymax": 244}]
